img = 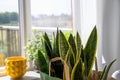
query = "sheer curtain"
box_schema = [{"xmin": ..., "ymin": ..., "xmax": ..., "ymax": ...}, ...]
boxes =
[
  {"xmin": 73, "ymin": 0, "xmax": 120, "ymax": 76},
  {"xmin": 97, "ymin": 0, "xmax": 120, "ymax": 76},
  {"xmin": 72, "ymin": 0, "xmax": 103, "ymax": 71}
]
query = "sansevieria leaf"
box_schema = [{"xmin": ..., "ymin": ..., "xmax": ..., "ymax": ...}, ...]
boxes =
[
  {"xmin": 53, "ymin": 28, "xmax": 60, "ymax": 57},
  {"xmin": 43, "ymin": 33, "xmax": 53, "ymax": 59},
  {"xmin": 100, "ymin": 59, "xmax": 116, "ymax": 80},
  {"xmin": 69, "ymin": 47, "xmax": 75, "ymax": 70},
  {"xmin": 84, "ymin": 26, "xmax": 97, "ymax": 77},
  {"xmin": 59, "ymin": 30, "xmax": 69, "ymax": 60},
  {"xmin": 68, "ymin": 34, "xmax": 76, "ymax": 63},
  {"xmin": 71, "ymin": 58, "xmax": 83, "ymax": 80},
  {"xmin": 76, "ymin": 32, "xmax": 82, "ymax": 61},
  {"xmin": 38, "ymin": 50, "xmax": 48, "ymax": 74},
  {"xmin": 80, "ymin": 45, "xmax": 84, "ymax": 62},
  {"xmin": 99, "ymin": 65, "xmax": 107, "ymax": 80},
  {"xmin": 52, "ymin": 29, "xmax": 64, "ymax": 79},
  {"xmin": 64, "ymin": 47, "xmax": 74, "ymax": 73}
]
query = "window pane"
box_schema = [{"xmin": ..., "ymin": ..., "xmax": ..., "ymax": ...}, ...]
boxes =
[
  {"xmin": 31, "ymin": 0, "xmax": 72, "ymax": 35},
  {"xmin": 0, "ymin": 0, "xmax": 20, "ymax": 66}
]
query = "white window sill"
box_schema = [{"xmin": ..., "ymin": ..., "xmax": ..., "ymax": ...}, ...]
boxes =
[
  {"xmin": 0, "ymin": 71, "xmax": 40, "ymax": 80},
  {"xmin": 0, "ymin": 66, "xmax": 6, "ymax": 77}
]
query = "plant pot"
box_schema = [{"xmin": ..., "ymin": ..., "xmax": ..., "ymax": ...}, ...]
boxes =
[
  {"xmin": 88, "ymin": 70, "xmax": 102, "ymax": 80},
  {"xmin": 5, "ymin": 56, "xmax": 26, "ymax": 79}
]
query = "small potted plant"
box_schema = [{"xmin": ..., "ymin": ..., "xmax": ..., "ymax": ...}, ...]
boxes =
[
  {"xmin": 37, "ymin": 26, "xmax": 116, "ymax": 80},
  {"xmin": 25, "ymin": 34, "xmax": 45, "ymax": 71}
]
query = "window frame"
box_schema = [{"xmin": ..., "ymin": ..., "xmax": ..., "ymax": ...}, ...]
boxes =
[
  {"xmin": 0, "ymin": 0, "xmax": 79, "ymax": 77},
  {"xmin": 19, "ymin": 0, "xmax": 32, "ymax": 56},
  {"xmin": 21, "ymin": 0, "xmax": 77, "ymax": 51},
  {"xmin": 0, "ymin": 0, "xmax": 32, "ymax": 76}
]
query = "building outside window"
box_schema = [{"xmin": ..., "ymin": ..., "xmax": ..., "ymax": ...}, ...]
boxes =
[{"xmin": 30, "ymin": 0, "xmax": 73, "ymax": 35}]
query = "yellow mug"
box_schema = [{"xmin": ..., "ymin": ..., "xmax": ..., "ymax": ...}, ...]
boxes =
[{"xmin": 5, "ymin": 56, "xmax": 27, "ymax": 78}]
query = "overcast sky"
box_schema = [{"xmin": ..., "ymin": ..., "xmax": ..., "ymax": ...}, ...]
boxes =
[
  {"xmin": 0, "ymin": 0, "xmax": 18, "ymax": 12},
  {"xmin": 0, "ymin": 0, "xmax": 71, "ymax": 16}
]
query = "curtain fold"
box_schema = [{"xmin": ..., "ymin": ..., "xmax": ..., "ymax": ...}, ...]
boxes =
[
  {"xmin": 72, "ymin": 0, "xmax": 103, "ymax": 72},
  {"xmin": 72, "ymin": 0, "xmax": 81, "ymax": 35},
  {"xmin": 73, "ymin": 0, "xmax": 120, "ymax": 76},
  {"xmin": 97, "ymin": 0, "xmax": 120, "ymax": 76}
]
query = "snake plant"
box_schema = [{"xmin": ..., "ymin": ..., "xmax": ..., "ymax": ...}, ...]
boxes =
[{"xmin": 37, "ymin": 26, "xmax": 115, "ymax": 80}]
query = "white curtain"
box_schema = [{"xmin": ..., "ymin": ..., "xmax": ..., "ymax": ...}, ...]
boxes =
[
  {"xmin": 73, "ymin": 0, "xmax": 120, "ymax": 76},
  {"xmin": 72, "ymin": 0, "xmax": 103, "ymax": 71},
  {"xmin": 97, "ymin": 0, "xmax": 120, "ymax": 76}
]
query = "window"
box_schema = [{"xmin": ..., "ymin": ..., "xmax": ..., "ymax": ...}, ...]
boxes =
[
  {"xmin": 0, "ymin": 0, "xmax": 20, "ymax": 66},
  {"xmin": 0, "ymin": 0, "xmax": 101, "ymax": 77},
  {"xmin": 0, "ymin": 0, "xmax": 73, "ymax": 74},
  {"xmin": 31, "ymin": 0, "xmax": 73, "ymax": 35}
]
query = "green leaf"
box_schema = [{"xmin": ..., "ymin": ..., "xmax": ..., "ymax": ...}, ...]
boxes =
[
  {"xmin": 59, "ymin": 30, "xmax": 69, "ymax": 60},
  {"xmin": 64, "ymin": 48, "xmax": 74, "ymax": 72},
  {"xmin": 100, "ymin": 59, "xmax": 116, "ymax": 80},
  {"xmin": 52, "ymin": 29, "xmax": 64, "ymax": 79},
  {"xmin": 76, "ymin": 32, "xmax": 82, "ymax": 60},
  {"xmin": 100, "ymin": 65, "xmax": 107, "ymax": 80},
  {"xmin": 69, "ymin": 48, "xmax": 75, "ymax": 69},
  {"xmin": 40, "ymin": 71, "xmax": 62, "ymax": 80},
  {"xmin": 62, "ymin": 48, "xmax": 71, "ymax": 80},
  {"xmin": 53, "ymin": 28, "xmax": 60, "ymax": 57},
  {"xmin": 71, "ymin": 58, "xmax": 83, "ymax": 80},
  {"xmin": 84, "ymin": 26, "xmax": 97, "ymax": 77},
  {"xmin": 43, "ymin": 33, "xmax": 53, "ymax": 59},
  {"xmin": 38, "ymin": 50, "xmax": 49, "ymax": 74},
  {"xmin": 68, "ymin": 34, "xmax": 77, "ymax": 62},
  {"xmin": 44, "ymin": 31, "xmax": 64, "ymax": 78},
  {"xmin": 80, "ymin": 45, "xmax": 84, "ymax": 62}
]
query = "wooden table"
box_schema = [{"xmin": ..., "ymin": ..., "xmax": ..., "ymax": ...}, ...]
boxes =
[{"xmin": 0, "ymin": 71, "xmax": 40, "ymax": 80}]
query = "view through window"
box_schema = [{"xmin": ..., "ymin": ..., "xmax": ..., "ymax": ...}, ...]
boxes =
[
  {"xmin": 0, "ymin": 0, "xmax": 20, "ymax": 66},
  {"xmin": 31, "ymin": 0, "xmax": 73, "ymax": 36}
]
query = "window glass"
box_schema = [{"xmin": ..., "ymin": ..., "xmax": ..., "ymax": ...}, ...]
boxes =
[
  {"xmin": 0, "ymin": 0, "xmax": 20, "ymax": 66},
  {"xmin": 31, "ymin": 0, "xmax": 72, "ymax": 35}
]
